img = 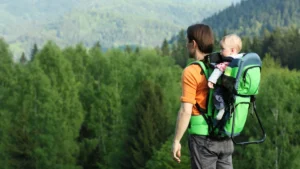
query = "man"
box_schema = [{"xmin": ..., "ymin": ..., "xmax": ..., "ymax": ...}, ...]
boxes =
[{"xmin": 172, "ymin": 24, "xmax": 234, "ymax": 169}]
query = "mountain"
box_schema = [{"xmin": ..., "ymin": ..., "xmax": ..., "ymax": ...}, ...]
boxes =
[
  {"xmin": 202, "ymin": 0, "xmax": 300, "ymax": 38},
  {"xmin": 0, "ymin": 0, "xmax": 240, "ymax": 58}
]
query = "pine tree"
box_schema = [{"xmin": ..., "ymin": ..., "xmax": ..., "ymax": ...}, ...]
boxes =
[
  {"xmin": 64, "ymin": 44, "xmax": 107, "ymax": 169},
  {"xmin": 0, "ymin": 38, "xmax": 17, "ymax": 169},
  {"xmin": 33, "ymin": 41, "xmax": 84, "ymax": 169},
  {"xmin": 251, "ymin": 36, "xmax": 263, "ymax": 56},
  {"xmin": 30, "ymin": 43, "xmax": 38, "ymax": 61},
  {"xmin": 20, "ymin": 52, "xmax": 27, "ymax": 64},
  {"xmin": 125, "ymin": 45, "xmax": 132, "ymax": 53},
  {"xmin": 123, "ymin": 80, "xmax": 168, "ymax": 169},
  {"xmin": 161, "ymin": 38, "xmax": 170, "ymax": 56},
  {"xmin": 135, "ymin": 46, "xmax": 140, "ymax": 54},
  {"xmin": 241, "ymin": 36, "xmax": 251, "ymax": 52},
  {"xmin": 93, "ymin": 41, "xmax": 102, "ymax": 52},
  {"xmin": 7, "ymin": 63, "xmax": 60, "ymax": 169},
  {"xmin": 172, "ymin": 30, "xmax": 188, "ymax": 68}
]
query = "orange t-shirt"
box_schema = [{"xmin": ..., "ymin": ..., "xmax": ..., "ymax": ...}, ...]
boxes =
[{"xmin": 180, "ymin": 64, "xmax": 209, "ymax": 115}]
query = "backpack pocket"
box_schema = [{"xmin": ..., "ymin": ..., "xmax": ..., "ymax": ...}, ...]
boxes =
[
  {"xmin": 224, "ymin": 96, "xmax": 250, "ymax": 137},
  {"xmin": 237, "ymin": 66, "xmax": 261, "ymax": 95}
]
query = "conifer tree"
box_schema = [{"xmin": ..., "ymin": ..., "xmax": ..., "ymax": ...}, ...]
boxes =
[
  {"xmin": 30, "ymin": 43, "xmax": 38, "ymax": 61},
  {"xmin": 34, "ymin": 41, "xmax": 84, "ymax": 169},
  {"xmin": 64, "ymin": 44, "xmax": 105, "ymax": 169},
  {"xmin": 135, "ymin": 46, "xmax": 140, "ymax": 54},
  {"xmin": 161, "ymin": 38, "xmax": 170, "ymax": 56},
  {"xmin": 172, "ymin": 30, "xmax": 188, "ymax": 68},
  {"xmin": 123, "ymin": 80, "xmax": 168, "ymax": 169},
  {"xmin": 7, "ymin": 63, "xmax": 60, "ymax": 169},
  {"xmin": 125, "ymin": 45, "xmax": 132, "ymax": 53},
  {"xmin": 0, "ymin": 38, "xmax": 16, "ymax": 169},
  {"xmin": 93, "ymin": 41, "xmax": 102, "ymax": 51},
  {"xmin": 20, "ymin": 52, "xmax": 27, "ymax": 64},
  {"xmin": 251, "ymin": 36, "xmax": 263, "ymax": 56},
  {"xmin": 241, "ymin": 36, "xmax": 251, "ymax": 52}
]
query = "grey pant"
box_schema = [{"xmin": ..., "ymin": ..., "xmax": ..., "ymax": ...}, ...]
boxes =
[{"xmin": 188, "ymin": 135, "xmax": 234, "ymax": 169}]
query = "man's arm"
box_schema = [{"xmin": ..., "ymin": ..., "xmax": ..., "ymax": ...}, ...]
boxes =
[
  {"xmin": 172, "ymin": 102, "xmax": 193, "ymax": 163},
  {"xmin": 172, "ymin": 65, "xmax": 199, "ymax": 163},
  {"xmin": 174, "ymin": 102, "xmax": 193, "ymax": 142}
]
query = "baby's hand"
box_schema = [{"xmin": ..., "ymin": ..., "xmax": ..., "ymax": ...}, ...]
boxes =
[{"xmin": 208, "ymin": 81, "xmax": 214, "ymax": 89}]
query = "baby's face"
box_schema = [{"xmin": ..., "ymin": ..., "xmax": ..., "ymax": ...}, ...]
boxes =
[{"xmin": 220, "ymin": 44, "xmax": 238, "ymax": 57}]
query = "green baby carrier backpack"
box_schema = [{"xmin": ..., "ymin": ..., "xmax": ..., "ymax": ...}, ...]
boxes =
[{"xmin": 188, "ymin": 52, "xmax": 266, "ymax": 145}]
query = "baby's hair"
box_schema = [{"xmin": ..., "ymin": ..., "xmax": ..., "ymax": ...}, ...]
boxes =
[{"xmin": 220, "ymin": 34, "xmax": 242, "ymax": 53}]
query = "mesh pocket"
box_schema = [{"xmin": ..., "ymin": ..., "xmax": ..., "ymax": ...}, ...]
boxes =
[
  {"xmin": 237, "ymin": 67, "xmax": 261, "ymax": 95},
  {"xmin": 224, "ymin": 96, "xmax": 250, "ymax": 136}
]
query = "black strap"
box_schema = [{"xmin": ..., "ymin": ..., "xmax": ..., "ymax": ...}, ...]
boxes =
[
  {"xmin": 234, "ymin": 93, "xmax": 254, "ymax": 97},
  {"xmin": 195, "ymin": 103, "xmax": 213, "ymax": 134},
  {"xmin": 251, "ymin": 95, "xmax": 256, "ymax": 102},
  {"xmin": 242, "ymin": 66, "xmax": 261, "ymax": 81}
]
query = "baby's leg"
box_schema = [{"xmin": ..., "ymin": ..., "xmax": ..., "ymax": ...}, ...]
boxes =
[
  {"xmin": 213, "ymin": 87, "xmax": 226, "ymax": 120},
  {"xmin": 216, "ymin": 109, "xmax": 225, "ymax": 120}
]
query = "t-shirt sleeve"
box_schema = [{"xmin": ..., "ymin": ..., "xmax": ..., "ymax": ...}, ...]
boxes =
[{"xmin": 180, "ymin": 65, "xmax": 203, "ymax": 104}]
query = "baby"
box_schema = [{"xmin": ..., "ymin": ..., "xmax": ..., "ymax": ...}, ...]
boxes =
[{"xmin": 208, "ymin": 34, "xmax": 243, "ymax": 120}]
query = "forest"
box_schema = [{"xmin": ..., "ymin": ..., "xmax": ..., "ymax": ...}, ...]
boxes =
[
  {"xmin": 0, "ymin": 24, "xmax": 300, "ymax": 169},
  {"xmin": 1, "ymin": 0, "xmax": 300, "ymax": 168},
  {"xmin": 1, "ymin": 0, "xmax": 238, "ymax": 58},
  {"xmin": 203, "ymin": 0, "xmax": 300, "ymax": 37}
]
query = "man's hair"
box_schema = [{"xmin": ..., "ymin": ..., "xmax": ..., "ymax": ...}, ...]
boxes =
[
  {"xmin": 187, "ymin": 24, "xmax": 214, "ymax": 54},
  {"xmin": 220, "ymin": 34, "xmax": 242, "ymax": 53}
]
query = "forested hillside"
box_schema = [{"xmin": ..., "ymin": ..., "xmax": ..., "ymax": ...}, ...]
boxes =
[
  {"xmin": 0, "ymin": 0, "xmax": 239, "ymax": 58},
  {"xmin": 202, "ymin": 0, "xmax": 300, "ymax": 37},
  {"xmin": 1, "ymin": 0, "xmax": 300, "ymax": 168},
  {"xmin": 1, "ymin": 26, "xmax": 300, "ymax": 168}
]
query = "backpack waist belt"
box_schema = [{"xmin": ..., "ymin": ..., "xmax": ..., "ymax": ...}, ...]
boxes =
[{"xmin": 188, "ymin": 115, "xmax": 209, "ymax": 135}]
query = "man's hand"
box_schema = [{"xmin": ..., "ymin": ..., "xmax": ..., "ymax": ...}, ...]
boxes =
[
  {"xmin": 172, "ymin": 140, "xmax": 181, "ymax": 163},
  {"xmin": 208, "ymin": 81, "xmax": 214, "ymax": 89}
]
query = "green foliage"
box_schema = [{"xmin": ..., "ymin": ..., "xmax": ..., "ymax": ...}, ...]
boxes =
[
  {"xmin": 19, "ymin": 52, "xmax": 27, "ymax": 64},
  {"xmin": 203, "ymin": 0, "xmax": 300, "ymax": 37},
  {"xmin": 171, "ymin": 30, "xmax": 188, "ymax": 68},
  {"xmin": 161, "ymin": 38, "xmax": 170, "ymax": 56},
  {"xmin": 8, "ymin": 63, "xmax": 61, "ymax": 169},
  {"xmin": 32, "ymin": 41, "xmax": 84, "ymax": 169},
  {"xmin": 241, "ymin": 27, "xmax": 300, "ymax": 70},
  {"xmin": 123, "ymin": 80, "xmax": 169, "ymax": 169},
  {"xmin": 0, "ymin": 38, "xmax": 16, "ymax": 169},
  {"xmin": 1, "ymin": 18, "xmax": 300, "ymax": 169},
  {"xmin": 145, "ymin": 139, "xmax": 191, "ymax": 169},
  {"xmin": 30, "ymin": 43, "xmax": 39, "ymax": 61}
]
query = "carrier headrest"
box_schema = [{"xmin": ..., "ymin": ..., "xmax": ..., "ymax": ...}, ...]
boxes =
[{"xmin": 205, "ymin": 52, "xmax": 222, "ymax": 63}]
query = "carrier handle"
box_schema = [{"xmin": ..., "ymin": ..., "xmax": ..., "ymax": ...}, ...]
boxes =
[{"xmin": 231, "ymin": 100, "xmax": 266, "ymax": 145}]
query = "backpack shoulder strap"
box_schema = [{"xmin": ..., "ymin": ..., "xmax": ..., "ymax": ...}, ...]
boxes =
[
  {"xmin": 188, "ymin": 61, "xmax": 209, "ymax": 79},
  {"xmin": 187, "ymin": 60, "xmax": 218, "ymax": 136}
]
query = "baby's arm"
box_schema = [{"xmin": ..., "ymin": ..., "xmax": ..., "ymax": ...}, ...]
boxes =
[{"xmin": 208, "ymin": 68, "xmax": 223, "ymax": 88}]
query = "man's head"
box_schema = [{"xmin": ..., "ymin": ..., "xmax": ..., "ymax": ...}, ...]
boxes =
[
  {"xmin": 220, "ymin": 34, "xmax": 242, "ymax": 57},
  {"xmin": 186, "ymin": 24, "xmax": 214, "ymax": 59}
]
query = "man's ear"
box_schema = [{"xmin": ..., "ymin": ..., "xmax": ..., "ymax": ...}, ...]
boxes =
[{"xmin": 192, "ymin": 40, "xmax": 197, "ymax": 48}]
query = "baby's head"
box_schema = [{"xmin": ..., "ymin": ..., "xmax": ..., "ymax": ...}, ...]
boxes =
[{"xmin": 220, "ymin": 34, "xmax": 242, "ymax": 57}]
